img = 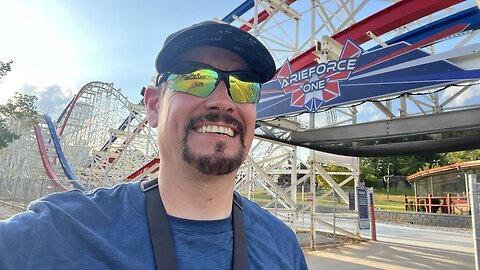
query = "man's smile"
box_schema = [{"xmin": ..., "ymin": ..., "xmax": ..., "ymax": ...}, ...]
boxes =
[
  {"xmin": 185, "ymin": 112, "xmax": 245, "ymax": 143},
  {"xmin": 195, "ymin": 125, "xmax": 235, "ymax": 137}
]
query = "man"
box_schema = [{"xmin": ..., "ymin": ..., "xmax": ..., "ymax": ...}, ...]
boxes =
[{"xmin": 0, "ymin": 21, "xmax": 307, "ymax": 269}]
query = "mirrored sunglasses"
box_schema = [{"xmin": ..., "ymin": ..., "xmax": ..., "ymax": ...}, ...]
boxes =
[{"xmin": 156, "ymin": 62, "xmax": 262, "ymax": 104}]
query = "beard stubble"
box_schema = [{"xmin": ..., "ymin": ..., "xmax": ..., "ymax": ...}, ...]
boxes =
[{"xmin": 181, "ymin": 112, "xmax": 246, "ymax": 176}]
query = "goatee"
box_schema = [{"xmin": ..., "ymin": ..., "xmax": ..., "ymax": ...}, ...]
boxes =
[{"xmin": 181, "ymin": 112, "xmax": 246, "ymax": 176}]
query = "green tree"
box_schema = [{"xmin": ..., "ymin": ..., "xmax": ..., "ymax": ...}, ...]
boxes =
[
  {"xmin": 0, "ymin": 60, "xmax": 38, "ymax": 149},
  {"xmin": 316, "ymin": 164, "xmax": 352, "ymax": 190},
  {"xmin": 359, "ymin": 154, "xmax": 445, "ymax": 187},
  {"xmin": 443, "ymin": 149, "xmax": 480, "ymax": 164},
  {"xmin": 360, "ymin": 150, "xmax": 480, "ymax": 187},
  {"xmin": 0, "ymin": 60, "xmax": 12, "ymax": 78},
  {"xmin": 0, "ymin": 92, "xmax": 38, "ymax": 125},
  {"xmin": 359, "ymin": 158, "xmax": 379, "ymax": 187},
  {"xmin": 0, "ymin": 118, "xmax": 19, "ymax": 149},
  {"xmin": 0, "ymin": 93, "xmax": 38, "ymax": 149}
]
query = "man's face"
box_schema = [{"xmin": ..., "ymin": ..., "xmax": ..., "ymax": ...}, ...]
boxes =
[{"xmin": 152, "ymin": 46, "xmax": 257, "ymax": 176}]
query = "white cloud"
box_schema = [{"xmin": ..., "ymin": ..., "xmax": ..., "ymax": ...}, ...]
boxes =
[
  {"xmin": 356, "ymin": 103, "xmax": 385, "ymax": 122},
  {"xmin": 442, "ymin": 83, "xmax": 480, "ymax": 107},
  {"xmin": 20, "ymin": 83, "xmax": 74, "ymax": 119}
]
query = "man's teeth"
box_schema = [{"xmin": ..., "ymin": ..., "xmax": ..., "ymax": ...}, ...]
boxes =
[{"xmin": 196, "ymin": 125, "xmax": 234, "ymax": 137}]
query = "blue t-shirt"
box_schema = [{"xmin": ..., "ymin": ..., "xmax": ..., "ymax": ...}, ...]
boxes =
[{"xmin": 0, "ymin": 182, "xmax": 308, "ymax": 269}]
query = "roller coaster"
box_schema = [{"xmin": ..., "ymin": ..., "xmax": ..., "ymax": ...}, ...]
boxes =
[{"xmin": 1, "ymin": 0, "xmax": 479, "ymax": 246}]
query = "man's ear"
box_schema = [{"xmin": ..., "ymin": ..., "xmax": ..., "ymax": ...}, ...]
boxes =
[{"xmin": 144, "ymin": 86, "xmax": 160, "ymax": 128}]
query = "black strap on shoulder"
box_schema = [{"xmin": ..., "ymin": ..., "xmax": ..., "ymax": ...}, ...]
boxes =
[
  {"xmin": 143, "ymin": 178, "xmax": 247, "ymax": 270},
  {"xmin": 232, "ymin": 192, "xmax": 247, "ymax": 270},
  {"xmin": 143, "ymin": 179, "xmax": 179, "ymax": 270}
]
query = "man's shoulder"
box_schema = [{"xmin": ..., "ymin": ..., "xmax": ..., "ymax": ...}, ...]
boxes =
[
  {"xmin": 28, "ymin": 181, "xmax": 143, "ymax": 219},
  {"xmin": 0, "ymin": 181, "xmax": 153, "ymax": 269},
  {"xmin": 239, "ymin": 195, "xmax": 295, "ymax": 236}
]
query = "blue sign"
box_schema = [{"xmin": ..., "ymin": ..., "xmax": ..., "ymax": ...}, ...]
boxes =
[
  {"xmin": 256, "ymin": 8, "xmax": 480, "ymax": 120},
  {"xmin": 357, "ymin": 187, "xmax": 370, "ymax": 230}
]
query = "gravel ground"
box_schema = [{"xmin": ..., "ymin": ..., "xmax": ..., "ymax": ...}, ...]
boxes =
[{"xmin": 296, "ymin": 231, "xmax": 363, "ymax": 250}]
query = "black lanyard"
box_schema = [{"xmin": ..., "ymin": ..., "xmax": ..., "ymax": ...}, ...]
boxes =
[{"xmin": 143, "ymin": 179, "xmax": 248, "ymax": 270}]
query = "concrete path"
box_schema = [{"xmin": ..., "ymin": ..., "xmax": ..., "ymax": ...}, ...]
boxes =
[
  {"xmin": 305, "ymin": 217, "xmax": 475, "ymax": 270},
  {"xmin": 306, "ymin": 239, "xmax": 474, "ymax": 270}
]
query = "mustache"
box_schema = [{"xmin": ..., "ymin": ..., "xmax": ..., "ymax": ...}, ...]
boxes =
[{"xmin": 185, "ymin": 112, "xmax": 245, "ymax": 139}]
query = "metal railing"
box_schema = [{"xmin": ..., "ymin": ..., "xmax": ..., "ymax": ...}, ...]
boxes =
[{"xmin": 404, "ymin": 194, "xmax": 469, "ymax": 214}]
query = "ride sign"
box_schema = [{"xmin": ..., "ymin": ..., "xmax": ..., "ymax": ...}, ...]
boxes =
[
  {"xmin": 256, "ymin": 12, "xmax": 480, "ymax": 120},
  {"xmin": 273, "ymin": 39, "xmax": 362, "ymax": 113}
]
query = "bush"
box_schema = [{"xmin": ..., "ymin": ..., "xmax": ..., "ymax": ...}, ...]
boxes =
[
  {"xmin": 406, "ymin": 200, "xmax": 415, "ymax": 211},
  {"xmin": 418, "ymin": 200, "xmax": 426, "ymax": 212},
  {"xmin": 363, "ymin": 174, "xmax": 378, "ymax": 187},
  {"xmin": 431, "ymin": 198, "xmax": 441, "ymax": 213}
]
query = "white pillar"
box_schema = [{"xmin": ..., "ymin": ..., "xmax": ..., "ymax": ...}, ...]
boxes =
[
  {"xmin": 290, "ymin": 147, "xmax": 298, "ymax": 232},
  {"xmin": 468, "ymin": 174, "xmax": 479, "ymax": 270}
]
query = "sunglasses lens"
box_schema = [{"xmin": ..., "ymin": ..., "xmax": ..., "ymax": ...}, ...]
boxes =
[
  {"xmin": 165, "ymin": 62, "xmax": 262, "ymax": 104},
  {"xmin": 167, "ymin": 69, "xmax": 218, "ymax": 97},
  {"xmin": 229, "ymin": 73, "xmax": 261, "ymax": 103}
]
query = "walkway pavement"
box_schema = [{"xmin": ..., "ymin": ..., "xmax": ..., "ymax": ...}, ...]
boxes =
[
  {"xmin": 305, "ymin": 216, "xmax": 475, "ymax": 270},
  {"xmin": 305, "ymin": 239, "xmax": 474, "ymax": 270}
]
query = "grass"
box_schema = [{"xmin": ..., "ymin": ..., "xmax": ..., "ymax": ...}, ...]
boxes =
[{"xmin": 372, "ymin": 189, "xmax": 414, "ymax": 211}]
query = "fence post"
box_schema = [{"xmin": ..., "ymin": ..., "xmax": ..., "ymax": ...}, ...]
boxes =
[
  {"xmin": 404, "ymin": 194, "xmax": 408, "ymax": 211},
  {"xmin": 447, "ymin": 194, "xmax": 451, "ymax": 214},
  {"xmin": 415, "ymin": 194, "xmax": 419, "ymax": 212},
  {"xmin": 468, "ymin": 174, "xmax": 479, "ymax": 270},
  {"xmin": 428, "ymin": 194, "xmax": 432, "ymax": 213}
]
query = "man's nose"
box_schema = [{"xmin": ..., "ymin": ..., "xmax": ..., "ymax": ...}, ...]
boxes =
[{"xmin": 204, "ymin": 80, "xmax": 235, "ymax": 112}]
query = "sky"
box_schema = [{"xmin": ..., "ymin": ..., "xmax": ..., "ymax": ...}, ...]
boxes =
[{"xmin": 0, "ymin": 0, "xmax": 239, "ymax": 117}]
